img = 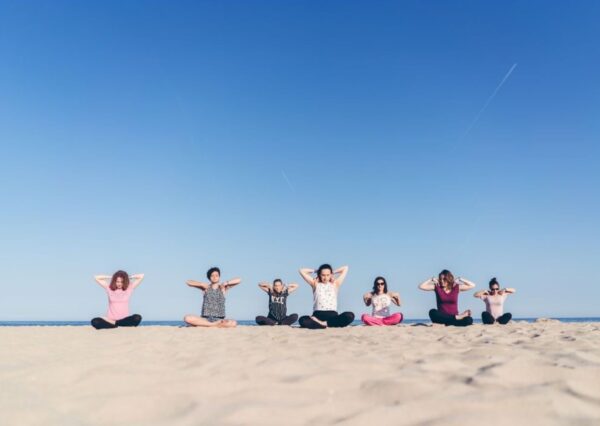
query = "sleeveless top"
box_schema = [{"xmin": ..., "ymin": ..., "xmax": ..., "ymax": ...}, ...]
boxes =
[
  {"xmin": 481, "ymin": 293, "xmax": 507, "ymax": 319},
  {"xmin": 371, "ymin": 293, "xmax": 392, "ymax": 317},
  {"xmin": 268, "ymin": 289, "xmax": 289, "ymax": 321},
  {"xmin": 434, "ymin": 284, "xmax": 459, "ymax": 316},
  {"xmin": 313, "ymin": 282, "xmax": 338, "ymax": 311},
  {"xmin": 106, "ymin": 287, "xmax": 134, "ymax": 321},
  {"xmin": 202, "ymin": 285, "xmax": 226, "ymax": 319}
]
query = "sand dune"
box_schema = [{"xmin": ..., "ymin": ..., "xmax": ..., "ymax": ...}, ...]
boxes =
[{"xmin": 1, "ymin": 322, "xmax": 599, "ymax": 425}]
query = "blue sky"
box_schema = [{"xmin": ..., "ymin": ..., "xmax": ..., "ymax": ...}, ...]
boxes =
[{"xmin": 1, "ymin": 1, "xmax": 598, "ymax": 320}]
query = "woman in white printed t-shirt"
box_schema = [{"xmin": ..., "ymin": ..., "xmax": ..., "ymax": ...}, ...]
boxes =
[{"xmin": 298, "ymin": 264, "xmax": 355, "ymax": 329}]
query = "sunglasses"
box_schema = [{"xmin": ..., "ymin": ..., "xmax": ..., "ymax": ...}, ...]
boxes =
[
  {"xmin": 490, "ymin": 287, "xmax": 500, "ymax": 291},
  {"xmin": 376, "ymin": 282, "xmax": 385, "ymax": 286}
]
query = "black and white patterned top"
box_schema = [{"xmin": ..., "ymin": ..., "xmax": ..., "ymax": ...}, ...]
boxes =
[
  {"xmin": 268, "ymin": 289, "xmax": 289, "ymax": 321},
  {"xmin": 202, "ymin": 285, "xmax": 226, "ymax": 319}
]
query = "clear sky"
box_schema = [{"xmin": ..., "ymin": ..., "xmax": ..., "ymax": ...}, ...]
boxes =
[{"xmin": 1, "ymin": 1, "xmax": 599, "ymax": 320}]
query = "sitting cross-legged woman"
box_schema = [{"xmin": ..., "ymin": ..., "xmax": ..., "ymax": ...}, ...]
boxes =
[
  {"xmin": 91, "ymin": 270, "xmax": 144, "ymax": 330},
  {"xmin": 361, "ymin": 276, "xmax": 403, "ymax": 326}
]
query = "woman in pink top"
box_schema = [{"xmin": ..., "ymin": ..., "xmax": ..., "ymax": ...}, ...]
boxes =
[
  {"xmin": 474, "ymin": 277, "xmax": 516, "ymax": 325},
  {"xmin": 361, "ymin": 276, "xmax": 403, "ymax": 326},
  {"xmin": 418, "ymin": 269, "xmax": 475, "ymax": 327},
  {"xmin": 91, "ymin": 270, "xmax": 145, "ymax": 330}
]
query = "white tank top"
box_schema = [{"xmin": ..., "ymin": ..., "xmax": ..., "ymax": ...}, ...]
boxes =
[
  {"xmin": 313, "ymin": 282, "xmax": 338, "ymax": 311},
  {"xmin": 371, "ymin": 293, "xmax": 392, "ymax": 317}
]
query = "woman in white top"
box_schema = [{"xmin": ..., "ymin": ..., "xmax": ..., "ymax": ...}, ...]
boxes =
[
  {"xmin": 361, "ymin": 276, "xmax": 403, "ymax": 326},
  {"xmin": 298, "ymin": 264, "xmax": 354, "ymax": 329},
  {"xmin": 474, "ymin": 277, "xmax": 516, "ymax": 324}
]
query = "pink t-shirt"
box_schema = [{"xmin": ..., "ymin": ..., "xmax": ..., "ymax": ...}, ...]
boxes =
[
  {"xmin": 481, "ymin": 293, "xmax": 507, "ymax": 319},
  {"xmin": 105, "ymin": 287, "xmax": 134, "ymax": 321}
]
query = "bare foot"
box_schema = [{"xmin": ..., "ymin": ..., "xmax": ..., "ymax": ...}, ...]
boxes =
[
  {"xmin": 456, "ymin": 310, "xmax": 471, "ymax": 320},
  {"xmin": 311, "ymin": 316, "xmax": 328, "ymax": 327}
]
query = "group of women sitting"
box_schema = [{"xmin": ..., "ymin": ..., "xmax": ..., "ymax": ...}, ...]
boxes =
[{"xmin": 91, "ymin": 265, "xmax": 516, "ymax": 330}]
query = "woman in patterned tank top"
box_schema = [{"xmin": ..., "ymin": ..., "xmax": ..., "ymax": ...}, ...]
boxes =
[
  {"xmin": 298, "ymin": 264, "xmax": 355, "ymax": 329},
  {"xmin": 184, "ymin": 267, "xmax": 241, "ymax": 328},
  {"xmin": 255, "ymin": 279, "xmax": 299, "ymax": 326},
  {"xmin": 361, "ymin": 276, "xmax": 404, "ymax": 326}
]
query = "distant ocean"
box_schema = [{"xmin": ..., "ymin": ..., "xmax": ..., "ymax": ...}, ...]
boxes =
[{"xmin": 1, "ymin": 318, "xmax": 599, "ymax": 327}]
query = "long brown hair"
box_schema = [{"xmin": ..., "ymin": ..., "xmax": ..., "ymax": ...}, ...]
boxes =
[
  {"xmin": 109, "ymin": 270, "xmax": 130, "ymax": 291},
  {"xmin": 438, "ymin": 269, "xmax": 455, "ymax": 290}
]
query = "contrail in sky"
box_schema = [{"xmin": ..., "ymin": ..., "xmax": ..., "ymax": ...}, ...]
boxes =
[
  {"xmin": 461, "ymin": 63, "xmax": 518, "ymax": 139},
  {"xmin": 281, "ymin": 170, "xmax": 296, "ymax": 193}
]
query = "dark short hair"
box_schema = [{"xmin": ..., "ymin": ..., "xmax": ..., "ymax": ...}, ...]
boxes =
[
  {"xmin": 489, "ymin": 277, "xmax": 499, "ymax": 289},
  {"xmin": 206, "ymin": 267, "xmax": 221, "ymax": 280},
  {"xmin": 273, "ymin": 278, "xmax": 283, "ymax": 285}
]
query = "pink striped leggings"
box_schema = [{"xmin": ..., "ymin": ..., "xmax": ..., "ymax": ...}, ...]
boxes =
[{"xmin": 361, "ymin": 312, "xmax": 403, "ymax": 326}]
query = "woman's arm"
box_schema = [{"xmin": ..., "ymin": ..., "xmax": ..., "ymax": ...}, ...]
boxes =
[
  {"xmin": 258, "ymin": 282, "xmax": 271, "ymax": 294},
  {"xmin": 363, "ymin": 292, "xmax": 373, "ymax": 306},
  {"xmin": 129, "ymin": 273, "xmax": 145, "ymax": 290},
  {"xmin": 94, "ymin": 275, "xmax": 111, "ymax": 289},
  {"xmin": 286, "ymin": 283, "xmax": 299, "ymax": 294},
  {"xmin": 223, "ymin": 278, "xmax": 242, "ymax": 290},
  {"xmin": 418, "ymin": 277, "xmax": 437, "ymax": 291},
  {"xmin": 457, "ymin": 277, "xmax": 476, "ymax": 292},
  {"xmin": 474, "ymin": 290, "xmax": 489, "ymax": 299},
  {"xmin": 503, "ymin": 287, "xmax": 516, "ymax": 294},
  {"xmin": 390, "ymin": 292, "xmax": 401, "ymax": 306},
  {"xmin": 186, "ymin": 280, "xmax": 209, "ymax": 290},
  {"xmin": 299, "ymin": 268, "xmax": 316, "ymax": 287},
  {"xmin": 334, "ymin": 265, "xmax": 349, "ymax": 286}
]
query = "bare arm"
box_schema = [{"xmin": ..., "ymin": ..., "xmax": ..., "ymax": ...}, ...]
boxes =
[
  {"xmin": 418, "ymin": 277, "xmax": 437, "ymax": 291},
  {"xmin": 474, "ymin": 290, "xmax": 489, "ymax": 299},
  {"xmin": 129, "ymin": 273, "xmax": 145, "ymax": 290},
  {"xmin": 299, "ymin": 268, "xmax": 316, "ymax": 288},
  {"xmin": 457, "ymin": 277, "xmax": 476, "ymax": 292},
  {"xmin": 503, "ymin": 287, "xmax": 516, "ymax": 294},
  {"xmin": 390, "ymin": 291, "xmax": 401, "ymax": 306},
  {"xmin": 223, "ymin": 278, "xmax": 242, "ymax": 290},
  {"xmin": 286, "ymin": 283, "xmax": 299, "ymax": 294},
  {"xmin": 334, "ymin": 265, "xmax": 349, "ymax": 286},
  {"xmin": 186, "ymin": 280, "xmax": 209, "ymax": 290},
  {"xmin": 94, "ymin": 275, "xmax": 111, "ymax": 289},
  {"xmin": 363, "ymin": 292, "xmax": 373, "ymax": 306},
  {"xmin": 258, "ymin": 282, "xmax": 271, "ymax": 294}
]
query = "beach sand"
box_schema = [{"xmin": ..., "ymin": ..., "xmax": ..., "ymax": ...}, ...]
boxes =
[{"xmin": 1, "ymin": 321, "xmax": 599, "ymax": 425}]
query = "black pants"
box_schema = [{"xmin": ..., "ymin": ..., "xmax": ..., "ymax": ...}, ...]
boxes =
[
  {"xmin": 482, "ymin": 311, "xmax": 512, "ymax": 325},
  {"xmin": 255, "ymin": 313, "xmax": 299, "ymax": 326},
  {"xmin": 299, "ymin": 310, "xmax": 355, "ymax": 329},
  {"xmin": 91, "ymin": 314, "xmax": 142, "ymax": 330},
  {"xmin": 429, "ymin": 309, "xmax": 473, "ymax": 327}
]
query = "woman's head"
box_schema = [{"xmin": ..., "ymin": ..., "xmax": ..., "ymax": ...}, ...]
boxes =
[
  {"xmin": 206, "ymin": 267, "xmax": 221, "ymax": 283},
  {"xmin": 438, "ymin": 269, "xmax": 455, "ymax": 289},
  {"xmin": 317, "ymin": 264, "xmax": 333, "ymax": 283},
  {"xmin": 110, "ymin": 270, "xmax": 130, "ymax": 291},
  {"xmin": 372, "ymin": 276, "xmax": 388, "ymax": 294},
  {"xmin": 489, "ymin": 277, "xmax": 500, "ymax": 292},
  {"xmin": 272, "ymin": 279, "xmax": 284, "ymax": 294}
]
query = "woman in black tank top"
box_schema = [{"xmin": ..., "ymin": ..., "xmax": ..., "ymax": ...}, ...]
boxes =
[{"xmin": 255, "ymin": 279, "xmax": 299, "ymax": 326}]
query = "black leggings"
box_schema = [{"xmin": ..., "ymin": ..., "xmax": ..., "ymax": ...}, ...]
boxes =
[
  {"xmin": 429, "ymin": 309, "xmax": 473, "ymax": 327},
  {"xmin": 299, "ymin": 310, "xmax": 355, "ymax": 329},
  {"xmin": 91, "ymin": 314, "xmax": 142, "ymax": 330},
  {"xmin": 482, "ymin": 311, "xmax": 512, "ymax": 325},
  {"xmin": 255, "ymin": 313, "xmax": 299, "ymax": 326}
]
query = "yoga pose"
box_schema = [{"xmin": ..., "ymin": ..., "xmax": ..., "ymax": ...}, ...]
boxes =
[
  {"xmin": 419, "ymin": 270, "xmax": 475, "ymax": 327},
  {"xmin": 361, "ymin": 276, "xmax": 403, "ymax": 326},
  {"xmin": 255, "ymin": 279, "xmax": 299, "ymax": 326},
  {"xmin": 184, "ymin": 267, "xmax": 240, "ymax": 328},
  {"xmin": 298, "ymin": 264, "xmax": 355, "ymax": 329},
  {"xmin": 91, "ymin": 271, "xmax": 144, "ymax": 330},
  {"xmin": 474, "ymin": 277, "xmax": 515, "ymax": 324}
]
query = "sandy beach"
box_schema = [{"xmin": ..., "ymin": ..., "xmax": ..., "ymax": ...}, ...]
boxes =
[{"xmin": 1, "ymin": 321, "xmax": 599, "ymax": 425}]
